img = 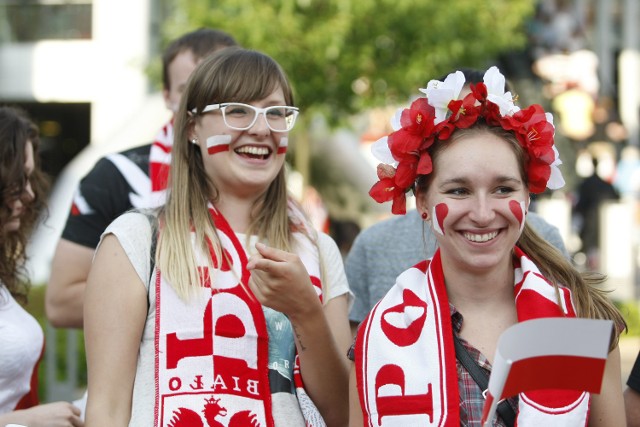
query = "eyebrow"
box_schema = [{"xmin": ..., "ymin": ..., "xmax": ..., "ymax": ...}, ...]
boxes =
[{"xmin": 439, "ymin": 175, "xmax": 522, "ymax": 187}]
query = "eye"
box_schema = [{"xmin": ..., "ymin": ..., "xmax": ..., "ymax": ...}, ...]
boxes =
[
  {"xmin": 496, "ymin": 186, "xmax": 516, "ymax": 195},
  {"xmin": 445, "ymin": 187, "xmax": 469, "ymax": 196},
  {"xmin": 225, "ymin": 105, "xmax": 250, "ymax": 116},
  {"xmin": 266, "ymin": 107, "xmax": 286, "ymax": 118}
]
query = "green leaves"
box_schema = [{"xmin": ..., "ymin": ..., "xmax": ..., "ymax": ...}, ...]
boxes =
[{"xmin": 164, "ymin": 0, "xmax": 533, "ymax": 124}]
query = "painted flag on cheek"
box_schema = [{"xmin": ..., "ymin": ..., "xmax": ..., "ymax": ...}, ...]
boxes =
[
  {"xmin": 481, "ymin": 317, "xmax": 613, "ymax": 427},
  {"xmin": 277, "ymin": 136, "xmax": 288, "ymax": 154},
  {"xmin": 508, "ymin": 200, "xmax": 526, "ymax": 233},
  {"xmin": 206, "ymin": 134, "xmax": 232, "ymax": 155},
  {"xmin": 432, "ymin": 203, "xmax": 448, "ymax": 236}
]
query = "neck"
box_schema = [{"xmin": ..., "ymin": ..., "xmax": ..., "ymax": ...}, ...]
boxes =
[
  {"xmin": 214, "ymin": 194, "xmax": 260, "ymax": 233},
  {"xmin": 441, "ymin": 254, "xmax": 515, "ymax": 311}
]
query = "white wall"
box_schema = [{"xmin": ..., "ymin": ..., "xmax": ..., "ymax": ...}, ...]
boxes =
[
  {"xmin": 0, "ymin": 0, "xmax": 155, "ymax": 146},
  {"xmin": 0, "ymin": 0, "xmax": 173, "ymax": 283}
]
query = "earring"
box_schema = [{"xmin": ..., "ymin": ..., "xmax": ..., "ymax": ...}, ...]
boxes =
[
  {"xmin": 421, "ymin": 212, "xmax": 428, "ymax": 220},
  {"xmin": 191, "ymin": 138, "xmax": 198, "ymax": 145}
]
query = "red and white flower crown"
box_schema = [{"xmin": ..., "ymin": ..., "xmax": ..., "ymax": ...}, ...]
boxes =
[{"xmin": 369, "ymin": 66, "xmax": 565, "ymax": 215}]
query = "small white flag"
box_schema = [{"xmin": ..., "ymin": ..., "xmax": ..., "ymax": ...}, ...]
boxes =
[{"xmin": 481, "ymin": 317, "xmax": 612, "ymax": 426}]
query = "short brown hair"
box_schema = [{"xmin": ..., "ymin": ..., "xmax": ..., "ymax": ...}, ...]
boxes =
[{"xmin": 161, "ymin": 28, "xmax": 238, "ymax": 90}]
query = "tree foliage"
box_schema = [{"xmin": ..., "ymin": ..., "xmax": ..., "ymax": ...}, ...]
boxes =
[{"xmin": 162, "ymin": 0, "xmax": 534, "ymax": 124}]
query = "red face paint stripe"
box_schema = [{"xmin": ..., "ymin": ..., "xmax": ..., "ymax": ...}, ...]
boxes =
[
  {"xmin": 277, "ymin": 146, "xmax": 287, "ymax": 154},
  {"xmin": 509, "ymin": 200, "xmax": 525, "ymax": 230},
  {"xmin": 435, "ymin": 203, "xmax": 448, "ymax": 235},
  {"xmin": 207, "ymin": 144, "xmax": 230, "ymax": 155}
]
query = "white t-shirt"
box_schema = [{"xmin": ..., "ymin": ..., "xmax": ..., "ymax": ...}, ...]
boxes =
[
  {"xmin": 100, "ymin": 211, "xmax": 352, "ymax": 426},
  {"xmin": 0, "ymin": 287, "xmax": 44, "ymax": 413}
]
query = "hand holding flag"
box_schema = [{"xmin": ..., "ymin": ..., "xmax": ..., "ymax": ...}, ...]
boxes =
[{"xmin": 481, "ymin": 317, "xmax": 613, "ymax": 426}]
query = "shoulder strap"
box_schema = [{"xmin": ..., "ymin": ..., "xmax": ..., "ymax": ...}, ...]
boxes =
[
  {"xmin": 133, "ymin": 208, "xmax": 159, "ymax": 282},
  {"xmin": 453, "ymin": 334, "xmax": 516, "ymax": 427}
]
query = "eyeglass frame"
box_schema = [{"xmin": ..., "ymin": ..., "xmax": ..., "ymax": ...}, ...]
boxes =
[{"xmin": 192, "ymin": 102, "xmax": 299, "ymax": 132}]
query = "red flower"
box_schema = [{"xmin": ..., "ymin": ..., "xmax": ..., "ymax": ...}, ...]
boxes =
[
  {"xmin": 369, "ymin": 164, "xmax": 408, "ymax": 215},
  {"xmin": 395, "ymin": 154, "xmax": 421, "ymax": 188},
  {"xmin": 500, "ymin": 104, "xmax": 555, "ymax": 192},
  {"xmin": 388, "ymin": 98, "xmax": 436, "ymax": 160},
  {"xmin": 470, "ymin": 81, "xmax": 487, "ymax": 102},
  {"xmin": 527, "ymin": 159, "xmax": 552, "ymax": 193},
  {"xmin": 448, "ymin": 93, "xmax": 480, "ymax": 129}
]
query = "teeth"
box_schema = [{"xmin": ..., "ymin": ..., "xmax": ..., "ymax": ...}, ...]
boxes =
[
  {"xmin": 463, "ymin": 231, "xmax": 498, "ymax": 243},
  {"xmin": 236, "ymin": 146, "xmax": 270, "ymax": 156}
]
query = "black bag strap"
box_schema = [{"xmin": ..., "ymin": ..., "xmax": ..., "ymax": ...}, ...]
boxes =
[{"xmin": 453, "ymin": 334, "xmax": 516, "ymax": 427}]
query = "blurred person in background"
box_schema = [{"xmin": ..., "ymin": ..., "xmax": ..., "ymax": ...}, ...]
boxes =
[
  {"xmin": 0, "ymin": 106, "xmax": 83, "ymax": 427},
  {"xmin": 574, "ymin": 156, "xmax": 619, "ymax": 270}
]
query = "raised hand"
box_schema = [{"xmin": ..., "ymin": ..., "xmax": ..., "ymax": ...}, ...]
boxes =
[{"xmin": 246, "ymin": 242, "xmax": 321, "ymax": 320}]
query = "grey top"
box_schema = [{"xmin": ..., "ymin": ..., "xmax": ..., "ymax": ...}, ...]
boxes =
[{"xmin": 346, "ymin": 209, "xmax": 569, "ymax": 324}]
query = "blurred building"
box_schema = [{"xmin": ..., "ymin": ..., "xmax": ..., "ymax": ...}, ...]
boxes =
[{"xmin": 0, "ymin": 0, "xmax": 170, "ymax": 282}]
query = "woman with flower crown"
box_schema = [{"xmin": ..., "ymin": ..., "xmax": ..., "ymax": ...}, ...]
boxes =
[{"xmin": 348, "ymin": 67, "xmax": 626, "ymax": 426}]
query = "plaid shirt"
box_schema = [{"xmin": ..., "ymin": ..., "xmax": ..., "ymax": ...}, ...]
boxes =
[
  {"xmin": 451, "ymin": 304, "xmax": 518, "ymax": 427},
  {"xmin": 347, "ymin": 305, "xmax": 518, "ymax": 426}
]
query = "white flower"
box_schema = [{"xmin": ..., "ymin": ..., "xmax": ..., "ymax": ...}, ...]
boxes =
[
  {"xmin": 547, "ymin": 145, "xmax": 565, "ymax": 190},
  {"xmin": 484, "ymin": 66, "xmax": 519, "ymax": 116},
  {"xmin": 545, "ymin": 112, "xmax": 554, "ymax": 127},
  {"xmin": 484, "ymin": 66, "xmax": 506, "ymax": 96},
  {"xmin": 419, "ymin": 70, "xmax": 465, "ymax": 124},
  {"xmin": 371, "ymin": 135, "xmax": 396, "ymax": 165},
  {"xmin": 390, "ymin": 107, "xmax": 403, "ymax": 131}
]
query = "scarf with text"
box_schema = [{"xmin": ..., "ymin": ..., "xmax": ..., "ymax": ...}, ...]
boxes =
[
  {"xmin": 354, "ymin": 247, "xmax": 589, "ymax": 426},
  {"xmin": 155, "ymin": 206, "xmax": 325, "ymax": 427}
]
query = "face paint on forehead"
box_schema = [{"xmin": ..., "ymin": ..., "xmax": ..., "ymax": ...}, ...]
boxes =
[
  {"xmin": 509, "ymin": 199, "xmax": 526, "ymax": 233},
  {"xmin": 432, "ymin": 203, "xmax": 448, "ymax": 236},
  {"xmin": 206, "ymin": 135, "xmax": 232, "ymax": 155},
  {"xmin": 277, "ymin": 137, "xmax": 288, "ymax": 155}
]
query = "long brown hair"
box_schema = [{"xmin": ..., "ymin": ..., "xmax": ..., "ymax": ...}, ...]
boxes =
[
  {"xmin": 158, "ymin": 48, "xmax": 306, "ymax": 299},
  {"xmin": 0, "ymin": 106, "xmax": 48, "ymax": 304},
  {"xmin": 416, "ymin": 122, "xmax": 626, "ymax": 348}
]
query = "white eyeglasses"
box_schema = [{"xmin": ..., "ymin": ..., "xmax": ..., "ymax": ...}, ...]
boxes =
[{"xmin": 195, "ymin": 102, "xmax": 299, "ymax": 132}]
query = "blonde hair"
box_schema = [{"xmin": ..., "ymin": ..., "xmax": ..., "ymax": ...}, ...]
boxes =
[
  {"xmin": 157, "ymin": 47, "xmax": 308, "ymax": 299},
  {"xmin": 416, "ymin": 122, "xmax": 626, "ymax": 348}
]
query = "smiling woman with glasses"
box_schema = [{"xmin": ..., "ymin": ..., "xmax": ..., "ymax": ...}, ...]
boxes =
[{"xmin": 84, "ymin": 47, "xmax": 352, "ymax": 427}]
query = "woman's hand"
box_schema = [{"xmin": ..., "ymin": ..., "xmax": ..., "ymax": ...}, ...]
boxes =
[
  {"xmin": 0, "ymin": 401, "xmax": 84, "ymax": 427},
  {"xmin": 246, "ymin": 242, "xmax": 322, "ymax": 321}
]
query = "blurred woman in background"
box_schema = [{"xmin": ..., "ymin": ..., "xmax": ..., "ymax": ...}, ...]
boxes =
[{"xmin": 0, "ymin": 106, "xmax": 83, "ymax": 427}]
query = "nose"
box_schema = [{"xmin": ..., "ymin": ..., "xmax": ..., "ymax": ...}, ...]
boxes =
[
  {"xmin": 468, "ymin": 195, "xmax": 495, "ymax": 225},
  {"xmin": 248, "ymin": 112, "xmax": 271, "ymax": 136}
]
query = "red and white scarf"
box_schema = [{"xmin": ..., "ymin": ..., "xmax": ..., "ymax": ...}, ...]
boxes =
[
  {"xmin": 154, "ymin": 206, "xmax": 325, "ymax": 427},
  {"xmin": 354, "ymin": 247, "xmax": 589, "ymax": 426},
  {"xmin": 148, "ymin": 119, "xmax": 174, "ymax": 206}
]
